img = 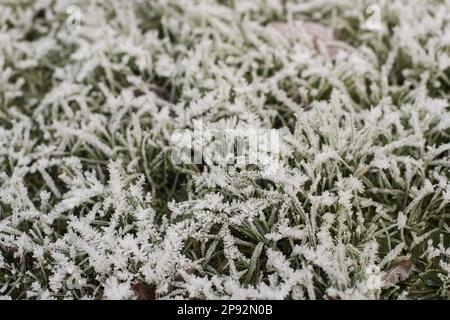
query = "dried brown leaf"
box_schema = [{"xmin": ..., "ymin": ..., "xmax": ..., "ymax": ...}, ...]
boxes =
[
  {"xmin": 174, "ymin": 266, "xmax": 196, "ymax": 282},
  {"xmin": 132, "ymin": 283, "xmax": 156, "ymax": 300},
  {"xmin": 270, "ymin": 21, "xmax": 345, "ymax": 59},
  {"xmin": 382, "ymin": 256, "xmax": 414, "ymax": 288}
]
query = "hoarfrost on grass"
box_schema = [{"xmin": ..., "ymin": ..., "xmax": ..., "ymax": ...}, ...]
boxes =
[{"xmin": 0, "ymin": 0, "xmax": 450, "ymax": 300}]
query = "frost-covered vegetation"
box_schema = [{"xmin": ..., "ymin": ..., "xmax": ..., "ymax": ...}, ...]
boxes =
[{"xmin": 0, "ymin": 0, "xmax": 450, "ymax": 300}]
